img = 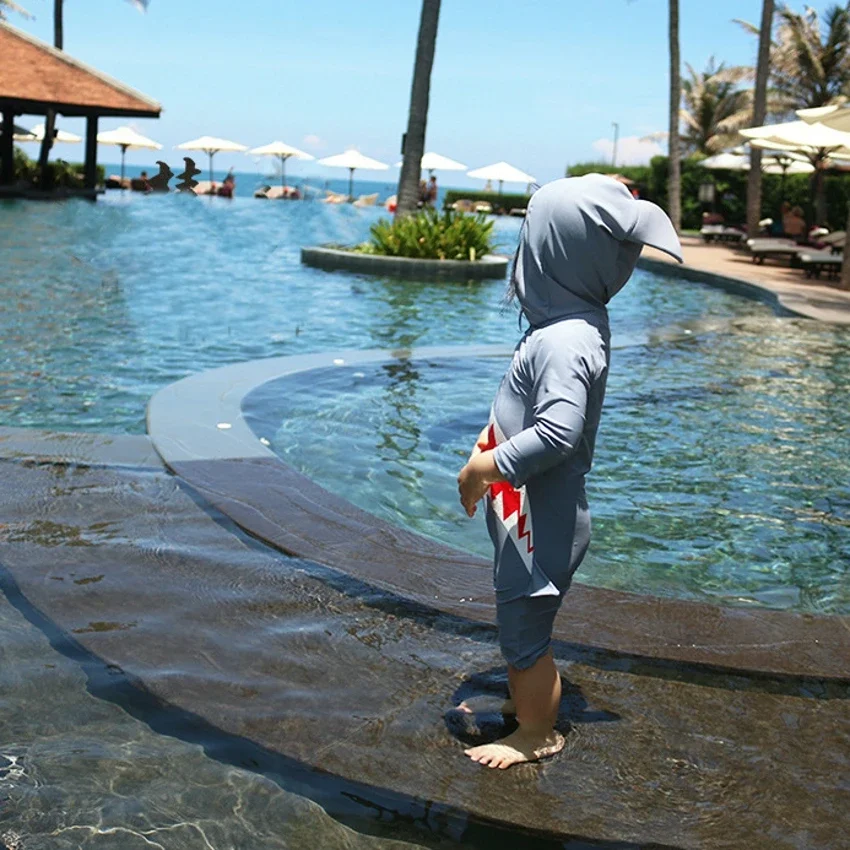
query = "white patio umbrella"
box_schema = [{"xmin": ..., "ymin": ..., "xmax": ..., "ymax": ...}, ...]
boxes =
[
  {"xmin": 740, "ymin": 120, "xmax": 850, "ymax": 224},
  {"xmin": 701, "ymin": 150, "xmax": 813, "ymax": 175},
  {"xmin": 467, "ymin": 161, "xmax": 536, "ymax": 194},
  {"xmin": 248, "ymin": 141, "xmax": 314, "ymax": 190},
  {"xmin": 15, "ymin": 123, "xmax": 81, "ymax": 143},
  {"xmin": 394, "ymin": 151, "xmax": 467, "ymax": 176},
  {"xmin": 740, "ymin": 120, "xmax": 850, "ymax": 156},
  {"xmin": 97, "ymin": 125, "xmax": 162, "ymax": 184},
  {"xmin": 176, "ymin": 136, "xmax": 248, "ymax": 184},
  {"xmin": 1, "ymin": 122, "xmax": 36, "ymax": 140},
  {"xmin": 316, "ymin": 149, "xmax": 389, "ymax": 200},
  {"xmin": 797, "ymin": 104, "xmax": 850, "ymax": 132}
]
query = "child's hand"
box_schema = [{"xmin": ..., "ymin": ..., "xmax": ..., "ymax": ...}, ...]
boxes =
[{"xmin": 458, "ymin": 450, "xmax": 504, "ymax": 518}]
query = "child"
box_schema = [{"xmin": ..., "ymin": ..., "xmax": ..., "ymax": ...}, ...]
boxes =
[{"xmin": 457, "ymin": 174, "xmax": 682, "ymax": 769}]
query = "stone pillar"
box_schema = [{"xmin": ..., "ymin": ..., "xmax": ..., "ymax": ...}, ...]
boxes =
[
  {"xmin": 84, "ymin": 114, "xmax": 98, "ymax": 190},
  {"xmin": 1, "ymin": 109, "xmax": 15, "ymax": 186}
]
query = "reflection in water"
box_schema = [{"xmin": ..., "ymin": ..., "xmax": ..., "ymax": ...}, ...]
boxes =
[
  {"xmin": 261, "ymin": 334, "xmax": 850, "ymax": 614},
  {"xmin": 0, "ymin": 197, "xmax": 524, "ymax": 433}
]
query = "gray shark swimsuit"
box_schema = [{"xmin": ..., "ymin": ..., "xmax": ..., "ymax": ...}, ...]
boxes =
[{"xmin": 483, "ymin": 174, "xmax": 682, "ymax": 670}]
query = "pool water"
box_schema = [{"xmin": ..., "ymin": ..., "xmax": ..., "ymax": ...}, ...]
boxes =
[
  {"xmin": 0, "ymin": 194, "xmax": 778, "ymax": 433},
  {"xmin": 1, "ymin": 195, "xmax": 849, "ymax": 848},
  {"xmin": 253, "ymin": 323, "xmax": 850, "ymax": 615}
]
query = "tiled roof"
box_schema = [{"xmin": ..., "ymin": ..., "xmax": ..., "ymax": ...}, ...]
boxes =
[{"xmin": 0, "ymin": 22, "xmax": 160, "ymax": 116}]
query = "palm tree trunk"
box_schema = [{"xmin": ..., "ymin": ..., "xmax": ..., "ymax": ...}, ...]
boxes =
[
  {"xmin": 667, "ymin": 0, "xmax": 681, "ymax": 232},
  {"xmin": 747, "ymin": 0, "xmax": 774, "ymax": 238},
  {"xmin": 37, "ymin": 0, "xmax": 63, "ymax": 189},
  {"xmin": 396, "ymin": 0, "xmax": 441, "ymax": 217},
  {"xmin": 54, "ymin": 0, "xmax": 62, "ymax": 48}
]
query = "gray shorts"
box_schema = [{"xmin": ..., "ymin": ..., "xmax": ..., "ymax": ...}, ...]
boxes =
[{"xmin": 496, "ymin": 592, "xmax": 564, "ymax": 670}]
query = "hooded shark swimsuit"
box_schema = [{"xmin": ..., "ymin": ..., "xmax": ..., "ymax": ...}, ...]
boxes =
[{"xmin": 482, "ymin": 175, "xmax": 682, "ymax": 665}]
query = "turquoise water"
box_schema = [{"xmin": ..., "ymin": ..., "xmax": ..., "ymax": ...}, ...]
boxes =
[
  {"xmin": 1, "ymin": 194, "xmax": 515, "ymax": 432},
  {"xmin": 253, "ymin": 324, "xmax": 850, "ymax": 615},
  {"xmin": 1, "ymin": 193, "xmax": 848, "ymax": 849},
  {"xmin": 2, "ymin": 195, "xmax": 849, "ymax": 613}
]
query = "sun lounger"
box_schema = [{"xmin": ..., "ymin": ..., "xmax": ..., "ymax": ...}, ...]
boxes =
[
  {"xmin": 818, "ymin": 230, "xmax": 846, "ymax": 252},
  {"xmin": 700, "ymin": 224, "xmax": 745, "ymax": 243},
  {"xmin": 798, "ymin": 251, "xmax": 843, "ymax": 279},
  {"xmin": 472, "ymin": 201, "xmax": 493, "ymax": 213},
  {"xmin": 261, "ymin": 185, "xmax": 300, "ymax": 200},
  {"xmin": 745, "ymin": 238, "xmax": 806, "ymax": 265},
  {"xmin": 451, "ymin": 199, "xmax": 474, "ymax": 212},
  {"xmin": 323, "ymin": 191, "xmax": 349, "ymax": 204},
  {"xmin": 353, "ymin": 193, "xmax": 379, "ymax": 208}
]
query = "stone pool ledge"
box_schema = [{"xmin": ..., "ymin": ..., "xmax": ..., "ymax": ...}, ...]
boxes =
[
  {"xmin": 641, "ymin": 238, "xmax": 850, "ymax": 325},
  {"xmin": 0, "ymin": 426, "xmax": 163, "ymax": 469},
  {"xmin": 146, "ymin": 347, "xmax": 850, "ymax": 683},
  {"xmin": 301, "ymin": 246, "xmax": 510, "ymax": 281}
]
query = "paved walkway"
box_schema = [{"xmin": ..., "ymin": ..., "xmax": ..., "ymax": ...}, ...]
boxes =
[{"xmin": 644, "ymin": 236, "xmax": 850, "ymax": 325}]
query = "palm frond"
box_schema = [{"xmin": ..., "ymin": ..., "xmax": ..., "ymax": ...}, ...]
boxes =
[{"xmin": 0, "ymin": 0, "xmax": 33, "ymax": 20}]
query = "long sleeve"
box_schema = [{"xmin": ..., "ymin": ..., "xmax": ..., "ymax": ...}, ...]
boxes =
[{"xmin": 492, "ymin": 345, "xmax": 591, "ymax": 488}]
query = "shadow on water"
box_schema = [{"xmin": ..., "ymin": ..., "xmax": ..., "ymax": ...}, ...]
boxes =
[{"xmin": 0, "ymin": 560, "xmax": 683, "ymax": 850}]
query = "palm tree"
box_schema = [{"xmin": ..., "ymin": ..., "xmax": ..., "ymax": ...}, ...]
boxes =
[
  {"xmin": 737, "ymin": 4, "xmax": 850, "ymax": 115},
  {"xmin": 771, "ymin": 3, "xmax": 850, "ymax": 112},
  {"xmin": 747, "ymin": 0, "xmax": 775, "ymax": 239},
  {"xmin": 680, "ymin": 59, "xmax": 753, "ymax": 155},
  {"xmin": 667, "ymin": 0, "xmax": 681, "ymax": 232},
  {"xmin": 738, "ymin": 4, "xmax": 850, "ymax": 228},
  {"xmin": 37, "ymin": 0, "xmax": 149, "ymax": 188},
  {"xmin": 396, "ymin": 0, "xmax": 441, "ymax": 217},
  {"xmin": 0, "ymin": 0, "xmax": 31, "ymax": 19}
]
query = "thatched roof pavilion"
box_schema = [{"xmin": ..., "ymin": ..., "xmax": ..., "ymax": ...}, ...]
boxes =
[{"xmin": 0, "ymin": 21, "xmax": 161, "ymax": 194}]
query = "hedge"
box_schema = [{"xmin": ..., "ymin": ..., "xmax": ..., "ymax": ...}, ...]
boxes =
[
  {"xmin": 443, "ymin": 189, "xmax": 530, "ymax": 213},
  {"xmin": 568, "ymin": 158, "xmax": 850, "ymax": 231}
]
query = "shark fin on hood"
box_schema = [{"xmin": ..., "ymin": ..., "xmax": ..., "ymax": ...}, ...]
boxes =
[{"xmin": 512, "ymin": 174, "xmax": 683, "ymax": 326}]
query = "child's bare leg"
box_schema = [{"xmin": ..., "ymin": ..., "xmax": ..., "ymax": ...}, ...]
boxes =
[{"xmin": 464, "ymin": 651, "xmax": 564, "ymax": 769}]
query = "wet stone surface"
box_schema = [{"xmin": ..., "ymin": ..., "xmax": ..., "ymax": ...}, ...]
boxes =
[
  {"xmin": 0, "ymin": 568, "xmax": 423, "ymax": 849},
  {"xmin": 0, "ymin": 459, "xmax": 848, "ymax": 848}
]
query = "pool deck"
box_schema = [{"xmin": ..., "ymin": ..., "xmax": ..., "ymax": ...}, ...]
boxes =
[
  {"xmin": 1, "ymin": 432, "xmax": 848, "ymax": 849},
  {"xmin": 641, "ymin": 236, "xmax": 850, "ymax": 325}
]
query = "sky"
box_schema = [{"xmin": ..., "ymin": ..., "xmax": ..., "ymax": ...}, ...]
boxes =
[{"xmin": 7, "ymin": 0, "xmax": 838, "ymax": 187}]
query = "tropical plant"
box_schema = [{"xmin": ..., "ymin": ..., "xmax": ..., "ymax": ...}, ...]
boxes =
[
  {"xmin": 0, "ymin": 0, "xmax": 32, "ymax": 20},
  {"xmin": 737, "ymin": 3, "xmax": 850, "ymax": 114},
  {"xmin": 37, "ymin": 0, "xmax": 150, "ymax": 188},
  {"xmin": 680, "ymin": 59, "xmax": 753, "ymax": 155},
  {"xmin": 396, "ymin": 0, "xmax": 442, "ymax": 217},
  {"xmin": 360, "ymin": 208, "xmax": 494, "ymax": 261},
  {"xmin": 747, "ymin": 0, "xmax": 776, "ymax": 239},
  {"xmin": 668, "ymin": 0, "xmax": 681, "ymax": 232}
]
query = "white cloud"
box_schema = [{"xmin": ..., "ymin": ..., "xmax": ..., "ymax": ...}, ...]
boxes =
[
  {"xmin": 302, "ymin": 134, "xmax": 326, "ymax": 151},
  {"xmin": 591, "ymin": 135, "xmax": 665, "ymax": 166}
]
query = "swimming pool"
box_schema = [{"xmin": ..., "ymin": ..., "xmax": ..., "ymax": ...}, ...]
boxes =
[
  {"xmin": 246, "ymin": 314, "xmax": 850, "ymax": 616},
  {"xmin": 2, "ymin": 195, "xmax": 849, "ymax": 848}
]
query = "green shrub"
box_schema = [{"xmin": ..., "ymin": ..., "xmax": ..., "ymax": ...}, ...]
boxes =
[
  {"xmin": 567, "ymin": 162, "xmax": 652, "ymax": 185},
  {"xmin": 11, "ymin": 146, "xmax": 105, "ymax": 189},
  {"xmin": 570, "ymin": 157, "xmax": 850, "ymax": 231},
  {"xmin": 442, "ymin": 190, "xmax": 530, "ymax": 213},
  {"xmin": 360, "ymin": 208, "xmax": 495, "ymax": 260}
]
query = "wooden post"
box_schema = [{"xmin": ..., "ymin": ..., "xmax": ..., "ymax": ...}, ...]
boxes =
[
  {"xmin": 84, "ymin": 114, "xmax": 98, "ymax": 190},
  {"xmin": 0, "ymin": 109, "xmax": 15, "ymax": 185}
]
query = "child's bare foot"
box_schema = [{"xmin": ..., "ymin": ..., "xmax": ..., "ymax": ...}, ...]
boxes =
[
  {"xmin": 456, "ymin": 695, "xmax": 516, "ymax": 716},
  {"xmin": 464, "ymin": 728, "xmax": 565, "ymax": 769}
]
